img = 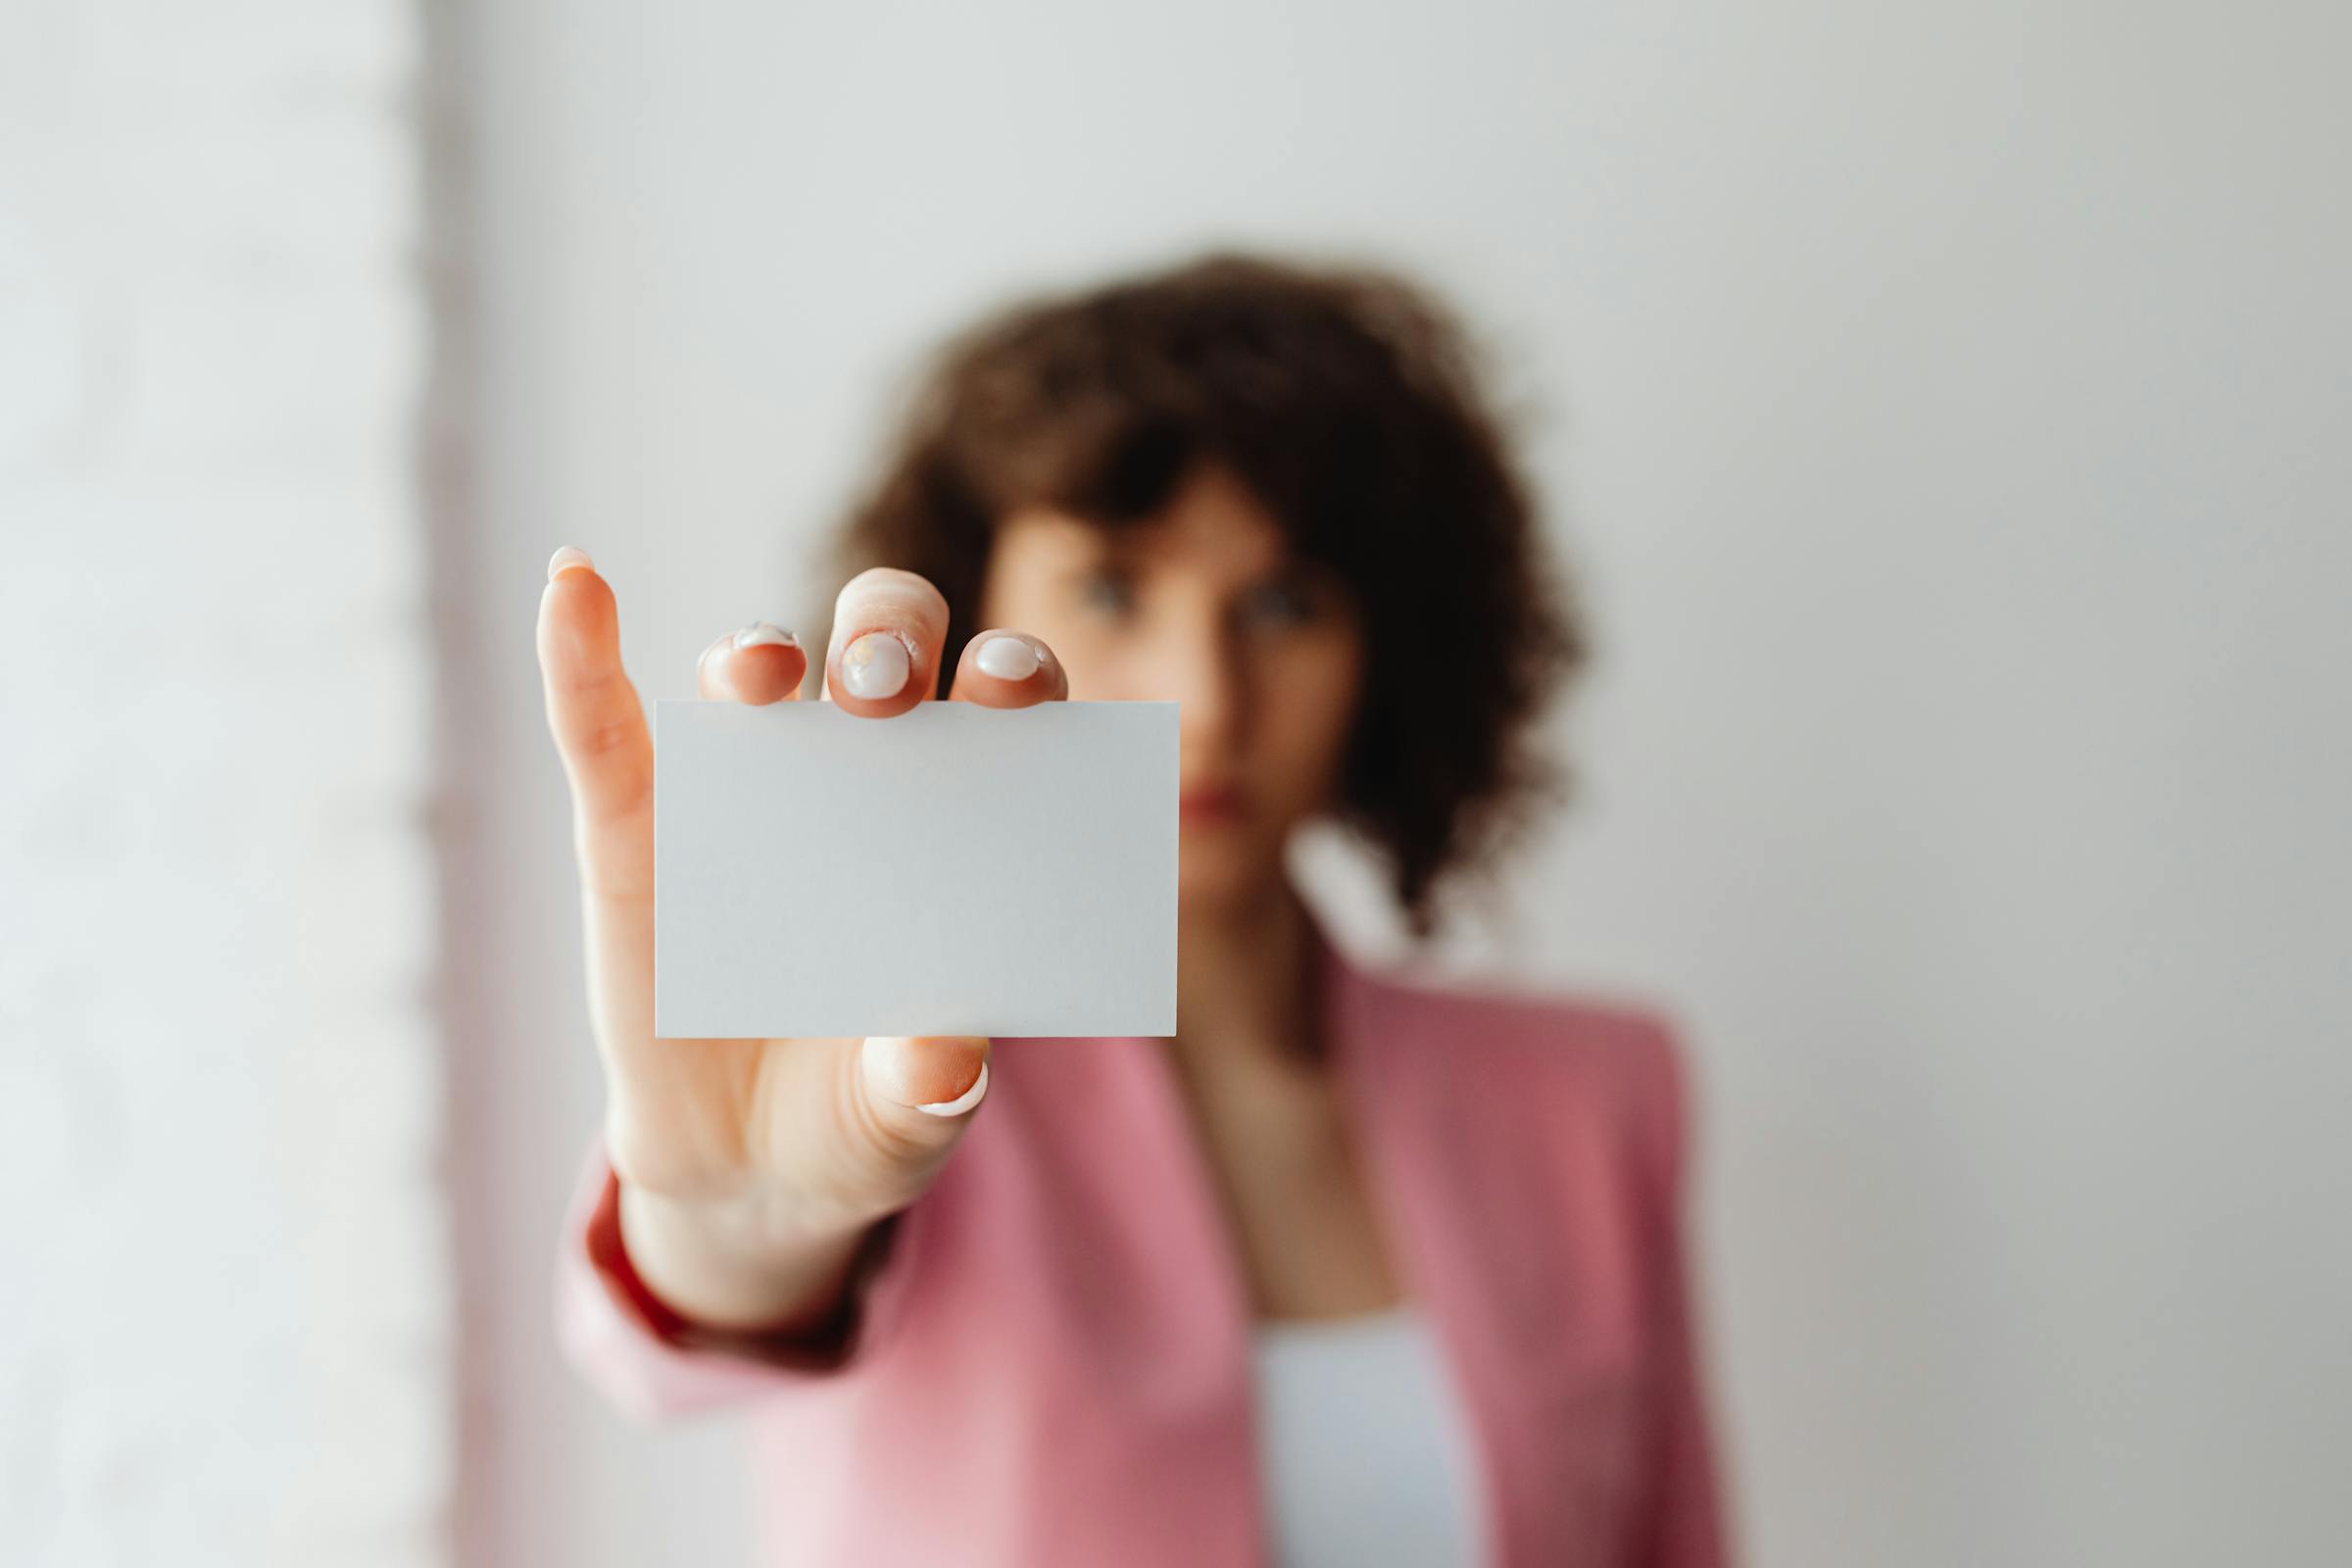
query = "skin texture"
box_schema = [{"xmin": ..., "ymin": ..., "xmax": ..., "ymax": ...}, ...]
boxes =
[{"xmin": 536, "ymin": 461, "xmax": 1401, "ymax": 1335}]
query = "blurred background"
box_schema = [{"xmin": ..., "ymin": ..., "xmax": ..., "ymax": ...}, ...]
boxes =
[{"xmin": 5, "ymin": 1, "xmax": 2348, "ymax": 1564}]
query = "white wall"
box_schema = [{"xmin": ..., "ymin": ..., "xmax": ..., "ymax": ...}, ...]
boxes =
[
  {"xmin": 447, "ymin": 2, "xmax": 2352, "ymax": 1564},
  {"xmin": 0, "ymin": 3, "xmax": 448, "ymax": 1565}
]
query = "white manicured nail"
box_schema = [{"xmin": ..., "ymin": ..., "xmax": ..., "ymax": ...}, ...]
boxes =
[
  {"xmin": 733, "ymin": 620, "xmax": 799, "ymax": 652},
  {"xmin": 913, "ymin": 1060, "xmax": 989, "ymax": 1117},
  {"xmin": 840, "ymin": 631, "xmax": 911, "ymax": 699},
  {"xmin": 547, "ymin": 545, "xmax": 594, "ymax": 581},
  {"xmin": 974, "ymin": 634, "xmax": 1042, "ymax": 681}
]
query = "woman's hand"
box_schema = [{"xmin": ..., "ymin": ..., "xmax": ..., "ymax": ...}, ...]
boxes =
[{"xmin": 535, "ymin": 549, "xmax": 1066, "ymax": 1333}]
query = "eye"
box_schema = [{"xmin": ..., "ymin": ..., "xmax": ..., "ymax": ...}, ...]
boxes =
[
  {"xmin": 1235, "ymin": 574, "xmax": 1323, "ymax": 629},
  {"xmin": 1079, "ymin": 564, "xmax": 1137, "ymax": 616}
]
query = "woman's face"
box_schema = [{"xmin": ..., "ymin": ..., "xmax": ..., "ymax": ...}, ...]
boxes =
[{"xmin": 978, "ymin": 462, "xmax": 1364, "ymax": 916}]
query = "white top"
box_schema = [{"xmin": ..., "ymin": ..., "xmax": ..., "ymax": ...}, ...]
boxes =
[{"xmin": 1250, "ymin": 1302, "xmax": 1487, "ymax": 1567}]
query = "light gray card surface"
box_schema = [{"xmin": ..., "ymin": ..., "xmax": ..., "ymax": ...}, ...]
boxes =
[{"xmin": 654, "ymin": 699, "xmax": 1178, "ymax": 1039}]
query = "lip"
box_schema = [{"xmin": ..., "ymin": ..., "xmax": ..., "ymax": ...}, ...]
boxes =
[{"xmin": 1180, "ymin": 784, "xmax": 1245, "ymax": 824}]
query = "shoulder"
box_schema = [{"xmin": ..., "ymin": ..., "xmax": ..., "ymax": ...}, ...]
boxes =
[{"xmin": 1338, "ymin": 950, "xmax": 1698, "ymax": 1197}]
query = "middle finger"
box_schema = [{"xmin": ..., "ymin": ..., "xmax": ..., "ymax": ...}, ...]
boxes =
[
  {"xmin": 823, "ymin": 567, "xmax": 951, "ymax": 716},
  {"xmin": 696, "ymin": 619, "xmax": 809, "ymax": 704}
]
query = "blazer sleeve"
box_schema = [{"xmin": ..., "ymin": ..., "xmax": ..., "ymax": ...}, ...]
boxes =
[
  {"xmin": 551, "ymin": 1134, "xmax": 931, "ymax": 1421},
  {"xmin": 1627, "ymin": 1018, "xmax": 1736, "ymax": 1567}
]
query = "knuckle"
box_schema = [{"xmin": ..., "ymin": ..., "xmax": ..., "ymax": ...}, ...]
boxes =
[
  {"xmin": 841, "ymin": 566, "xmax": 948, "ymax": 618},
  {"xmin": 836, "ymin": 1061, "xmax": 944, "ymax": 1172},
  {"xmin": 575, "ymin": 713, "xmax": 638, "ymax": 761}
]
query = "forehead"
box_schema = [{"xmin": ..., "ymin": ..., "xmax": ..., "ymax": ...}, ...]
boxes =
[{"xmin": 1004, "ymin": 461, "xmax": 1295, "ymax": 576}]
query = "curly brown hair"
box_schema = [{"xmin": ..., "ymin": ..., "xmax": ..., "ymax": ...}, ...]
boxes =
[{"xmin": 829, "ymin": 249, "xmax": 1585, "ymax": 937}]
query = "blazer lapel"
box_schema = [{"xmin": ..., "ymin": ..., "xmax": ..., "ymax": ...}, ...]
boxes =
[{"xmin": 1320, "ymin": 920, "xmax": 1544, "ymax": 1566}]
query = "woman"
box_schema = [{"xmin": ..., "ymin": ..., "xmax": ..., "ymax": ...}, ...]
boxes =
[{"xmin": 536, "ymin": 252, "xmax": 1729, "ymax": 1566}]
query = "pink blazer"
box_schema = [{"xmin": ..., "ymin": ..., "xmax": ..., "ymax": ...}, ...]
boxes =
[{"xmin": 555, "ymin": 919, "xmax": 1732, "ymax": 1566}]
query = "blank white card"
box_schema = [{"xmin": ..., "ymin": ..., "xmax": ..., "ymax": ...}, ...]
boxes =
[{"xmin": 654, "ymin": 699, "xmax": 1177, "ymax": 1039}]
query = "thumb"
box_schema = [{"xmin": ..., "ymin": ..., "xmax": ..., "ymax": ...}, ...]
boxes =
[{"xmin": 858, "ymin": 1035, "xmax": 992, "ymax": 1146}]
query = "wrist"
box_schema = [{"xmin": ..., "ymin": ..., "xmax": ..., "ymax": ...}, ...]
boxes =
[{"xmin": 615, "ymin": 1175, "xmax": 872, "ymax": 1336}]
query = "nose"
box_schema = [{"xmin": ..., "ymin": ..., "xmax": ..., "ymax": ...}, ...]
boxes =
[{"xmin": 1159, "ymin": 612, "xmax": 1243, "ymax": 765}]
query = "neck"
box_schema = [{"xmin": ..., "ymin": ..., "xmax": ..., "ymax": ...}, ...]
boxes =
[{"xmin": 1172, "ymin": 880, "xmax": 1325, "ymax": 1066}]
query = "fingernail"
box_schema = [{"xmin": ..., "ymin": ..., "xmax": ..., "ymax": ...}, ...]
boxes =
[
  {"xmin": 548, "ymin": 545, "xmax": 594, "ymax": 582},
  {"xmin": 913, "ymin": 1060, "xmax": 989, "ymax": 1117},
  {"xmin": 733, "ymin": 620, "xmax": 800, "ymax": 652},
  {"xmin": 840, "ymin": 630, "xmax": 911, "ymax": 699},
  {"xmin": 974, "ymin": 634, "xmax": 1042, "ymax": 681}
]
